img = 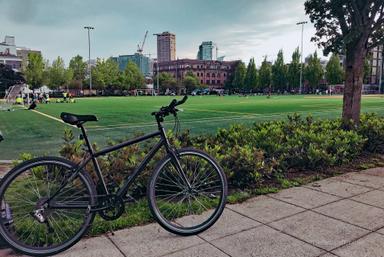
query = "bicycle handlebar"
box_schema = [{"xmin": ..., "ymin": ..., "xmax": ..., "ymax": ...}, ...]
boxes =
[{"xmin": 152, "ymin": 95, "xmax": 188, "ymax": 120}]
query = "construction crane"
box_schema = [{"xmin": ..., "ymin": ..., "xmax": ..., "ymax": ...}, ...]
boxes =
[{"xmin": 137, "ymin": 30, "xmax": 148, "ymax": 54}]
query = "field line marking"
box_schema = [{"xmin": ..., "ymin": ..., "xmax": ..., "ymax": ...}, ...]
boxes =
[
  {"xmin": 87, "ymin": 105, "xmax": 384, "ymax": 132},
  {"xmin": 31, "ymin": 110, "xmax": 75, "ymax": 127},
  {"xmin": 185, "ymin": 107, "xmax": 256, "ymax": 116}
]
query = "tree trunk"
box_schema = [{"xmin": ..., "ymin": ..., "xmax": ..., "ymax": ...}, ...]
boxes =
[{"xmin": 342, "ymin": 45, "xmax": 367, "ymax": 128}]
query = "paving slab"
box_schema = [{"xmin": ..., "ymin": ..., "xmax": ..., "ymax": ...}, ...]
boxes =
[
  {"xmin": 304, "ymin": 179, "xmax": 371, "ymax": 198},
  {"xmin": 360, "ymin": 167, "xmax": 384, "ymax": 177},
  {"xmin": 199, "ymin": 208, "xmax": 260, "ymax": 241},
  {"xmin": 108, "ymin": 222, "xmax": 203, "ymax": 257},
  {"xmin": 228, "ymin": 195, "xmax": 305, "ymax": 223},
  {"xmin": 0, "ymin": 248, "xmax": 22, "ymax": 257},
  {"xmin": 269, "ymin": 187, "xmax": 340, "ymax": 209},
  {"xmin": 212, "ymin": 225, "xmax": 324, "ymax": 257},
  {"xmin": 351, "ymin": 190, "xmax": 384, "ymax": 209},
  {"xmin": 315, "ymin": 199, "xmax": 384, "ymax": 230},
  {"xmin": 269, "ymin": 211, "xmax": 368, "ymax": 250},
  {"xmin": 58, "ymin": 236, "xmax": 123, "ymax": 257},
  {"xmin": 163, "ymin": 243, "xmax": 228, "ymax": 257},
  {"xmin": 335, "ymin": 173, "xmax": 384, "ymax": 189},
  {"xmin": 333, "ymin": 232, "xmax": 384, "ymax": 257}
]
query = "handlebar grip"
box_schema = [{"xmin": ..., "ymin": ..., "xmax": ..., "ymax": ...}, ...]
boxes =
[
  {"xmin": 176, "ymin": 95, "xmax": 188, "ymax": 106},
  {"xmin": 169, "ymin": 99, "xmax": 178, "ymax": 109}
]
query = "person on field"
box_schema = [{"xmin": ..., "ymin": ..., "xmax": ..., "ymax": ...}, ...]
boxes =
[
  {"xmin": 28, "ymin": 100, "xmax": 37, "ymax": 110},
  {"xmin": 63, "ymin": 92, "xmax": 68, "ymax": 102}
]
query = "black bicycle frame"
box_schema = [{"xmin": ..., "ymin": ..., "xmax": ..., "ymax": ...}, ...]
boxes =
[{"xmin": 48, "ymin": 119, "xmax": 188, "ymax": 211}]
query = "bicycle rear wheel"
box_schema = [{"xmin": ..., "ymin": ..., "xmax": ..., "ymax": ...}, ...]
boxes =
[
  {"xmin": 0, "ymin": 157, "xmax": 96, "ymax": 256},
  {"xmin": 148, "ymin": 148, "xmax": 227, "ymax": 236}
]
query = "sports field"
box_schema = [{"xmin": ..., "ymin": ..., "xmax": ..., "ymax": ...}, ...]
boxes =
[{"xmin": 0, "ymin": 95, "xmax": 383, "ymax": 160}]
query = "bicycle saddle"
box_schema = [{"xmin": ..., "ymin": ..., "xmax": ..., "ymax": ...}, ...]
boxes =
[{"xmin": 60, "ymin": 112, "xmax": 98, "ymax": 125}]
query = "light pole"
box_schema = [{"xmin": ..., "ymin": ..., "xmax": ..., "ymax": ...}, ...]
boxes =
[
  {"xmin": 156, "ymin": 61, "xmax": 160, "ymax": 95},
  {"xmin": 84, "ymin": 26, "xmax": 94, "ymax": 96},
  {"xmin": 296, "ymin": 21, "xmax": 307, "ymax": 94}
]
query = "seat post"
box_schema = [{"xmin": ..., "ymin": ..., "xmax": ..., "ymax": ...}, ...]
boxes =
[{"xmin": 78, "ymin": 124, "xmax": 94, "ymax": 155}]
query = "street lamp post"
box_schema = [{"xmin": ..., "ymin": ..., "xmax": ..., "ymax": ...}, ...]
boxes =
[
  {"xmin": 84, "ymin": 26, "xmax": 94, "ymax": 96},
  {"xmin": 296, "ymin": 21, "xmax": 307, "ymax": 94}
]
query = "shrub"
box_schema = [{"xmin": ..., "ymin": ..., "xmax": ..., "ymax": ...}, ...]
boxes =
[
  {"xmin": 359, "ymin": 113, "xmax": 384, "ymax": 153},
  {"xmin": 53, "ymin": 114, "xmax": 381, "ymax": 192}
]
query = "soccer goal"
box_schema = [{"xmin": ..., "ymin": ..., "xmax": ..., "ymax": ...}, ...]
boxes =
[{"xmin": 0, "ymin": 84, "xmax": 27, "ymax": 111}]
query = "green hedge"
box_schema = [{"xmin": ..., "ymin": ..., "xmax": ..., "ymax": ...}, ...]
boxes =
[{"xmin": 56, "ymin": 113, "xmax": 384, "ymax": 192}]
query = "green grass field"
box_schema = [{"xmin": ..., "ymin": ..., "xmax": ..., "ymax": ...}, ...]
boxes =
[{"xmin": 1, "ymin": 95, "xmax": 384, "ymax": 160}]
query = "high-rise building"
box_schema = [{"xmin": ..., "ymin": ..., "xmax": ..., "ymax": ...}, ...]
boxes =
[
  {"xmin": 17, "ymin": 47, "xmax": 41, "ymax": 71},
  {"xmin": 155, "ymin": 32, "xmax": 176, "ymax": 63},
  {"xmin": 112, "ymin": 53, "xmax": 151, "ymax": 76},
  {"xmin": 197, "ymin": 41, "xmax": 214, "ymax": 60}
]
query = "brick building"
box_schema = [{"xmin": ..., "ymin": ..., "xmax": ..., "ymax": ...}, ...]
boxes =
[{"xmin": 154, "ymin": 59, "xmax": 239, "ymax": 89}]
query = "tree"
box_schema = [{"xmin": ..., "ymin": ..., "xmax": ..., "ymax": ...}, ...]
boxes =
[
  {"xmin": 124, "ymin": 61, "xmax": 145, "ymax": 90},
  {"xmin": 272, "ymin": 50, "xmax": 287, "ymax": 92},
  {"xmin": 91, "ymin": 58, "xmax": 122, "ymax": 91},
  {"xmin": 244, "ymin": 58, "xmax": 258, "ymax": 91},
  {"xmin": 304, "ymin": 51, "xmax": 324, "ymax": 90},
  {"xmin": 305, "ymin": 0, "xmax": 384, "ymax": 125},
  {"xmin": 156, "ymin": 72, "xmax": 177, "ymax": 93},
  {"xmin": 326, "ymin": 54, "xmax": 344, "ymax": 85},
  {"xmin": 182, "ymin": 71, "xmax": 200, "ymax": 93},
  {"xmin": 287, "ymin": 47, "xmax": 301, "ymax": 92},
  {"xmin": 47, "ymin": 57, "xmax": 72, "ymax": 89},
  {"xmin": 69, "ymin": 55, "xmax": 87, "ymax": 89},
  {"xmin": 259, "ymin": 57, "xmax": 272, "ymax": 92},
  {"xmin": 25, "ymin": 52, "xmax": 45, "ymax": 89},
  {"xmin": 0, "ymin": 64, "xmax": 25, "ymax": 95},
  {"xmin": 232, "ymin": 61, "xmax": 246, "ymax": 91}
]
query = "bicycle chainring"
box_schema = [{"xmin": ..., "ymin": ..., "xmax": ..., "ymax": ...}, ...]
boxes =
[{"xmin": 98, "ymin": 195, "xmax": 125, "ymax": 221}]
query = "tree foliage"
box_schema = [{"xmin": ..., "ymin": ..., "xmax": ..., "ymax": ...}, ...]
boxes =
[
  {"xmin": 47, "ymin": 57, "xmax": 72, "ymax": 89},
  {"xmin": 325, "ymin": 54, "xmax": 344, "ymax": 85},
  {"xmin": 305, "ymin": 0, "xmax": 384, "ymax": 124},
  {"xmin": 232, "ymin": 61, "xmax": 246, "ymax": 91},
  {"xmin": 124, "ymin": 61, "xmax": 146, "ymax": 90},
  {"xmin": 69, "ymin": 55, "xmax": 87, "ymax": 83},
  {"xmin": 304, "ymin": 51, "xmax": 324, "ymax": 90},
  {"xmin": 183, "ymin": 71, "xmax": 200, "ymax": 93},
  {"xmin": 287, "ymin": 47, "xmax": 301, "ymax": 91},
  {"xmin": 244, "ymin": 58, "xmax": 258, "ymax": 91},
  {"xmin": 272, "ymin": 50, "xmax": 287, "ymax": 91},
  {"xmin": 25, "ymin": 52, "xmax": 45, "ymax": 89},
  {"xmin": 258, "ymin": 57, "xmax": 272, "ymax": 91},
  {"xmin": 156, "ymin": 72, "xmax": 177, "ymax": 93},
  {"xmin": 0, "ymin": 64, "xmax": 25, "ymax": 95}
]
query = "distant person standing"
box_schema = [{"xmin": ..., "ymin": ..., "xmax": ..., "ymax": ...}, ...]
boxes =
[{"xmin": 63, "ymin": 92, "xmax": 68, "ymax": 102}]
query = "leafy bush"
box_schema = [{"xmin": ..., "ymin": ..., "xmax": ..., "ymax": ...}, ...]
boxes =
[
  {"xmin": 53, "ymin": 114, "xmax": 381, "ymax": 192},
  {"xmin": 359, "ymin": 113, "xmax": 384, "ymax": 153}
]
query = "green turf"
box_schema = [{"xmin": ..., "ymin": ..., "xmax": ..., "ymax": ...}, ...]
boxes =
[{"xmin": 1, "ymin": 95, "xmax": 384, "ymax": 160}]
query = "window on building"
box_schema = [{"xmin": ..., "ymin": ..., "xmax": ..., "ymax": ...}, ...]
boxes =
[
  {"xmin": 206, "ymin": 80, "xmax": 210, "ymax": 84},
  {"xmin": 207, "ymin": 73, "xmax": 210, "ymax": 77},
  {"xmin": 224, "ymin": 73, "xmax": 226, "ymax": 77},
  {"xmin": 201, "ymin": 80, "xmax": 203, "ymax": 84},
  {"xmin": 212, "ymin": 73, "xmax": 216, "ymax": 78},
  {"xmin": 211, "ymin": 80, "xmax": 215, "ymax": 84}
]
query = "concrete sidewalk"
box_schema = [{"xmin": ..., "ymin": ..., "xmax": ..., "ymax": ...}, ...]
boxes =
[{"xmin": 3, "ymin": 167, "xmax": 384, "ymax": 257}]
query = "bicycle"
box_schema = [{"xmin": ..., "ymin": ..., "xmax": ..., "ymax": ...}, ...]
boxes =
[{"xmin": 0, "ymin": 96, "xmax": 228, "ymax": 256}]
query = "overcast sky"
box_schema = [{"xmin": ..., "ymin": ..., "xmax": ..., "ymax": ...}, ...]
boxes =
[{"xmin": 0, "ymin": 0, "xmax": 324, "ymax": 67}]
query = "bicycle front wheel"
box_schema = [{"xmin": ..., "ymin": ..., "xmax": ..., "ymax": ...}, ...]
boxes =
[
  {"xmin": 148, "ymin": 148, "xmax": 227, "ymax": 236},
  {"xmin": 0, "ymin": 157, "xmax": 96, "ymax": 256}
]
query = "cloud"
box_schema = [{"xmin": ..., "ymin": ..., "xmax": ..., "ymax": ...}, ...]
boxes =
[{"xmin": 0, "ymin": 0, "xmax": 321, "ymax": 66}]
